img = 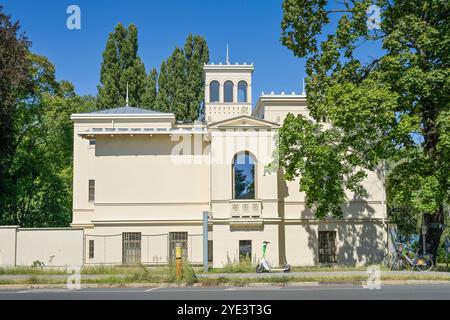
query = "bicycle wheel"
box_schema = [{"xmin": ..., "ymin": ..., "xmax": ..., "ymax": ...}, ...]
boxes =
[{"xmin": 416, "ymin": 257, "xmax": 434, "ymax": 272}]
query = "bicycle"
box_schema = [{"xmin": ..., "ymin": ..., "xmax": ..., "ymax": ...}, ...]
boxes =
[{"xmin": 390, "ymin": 242, "xmax": 434, "ymax": 272}]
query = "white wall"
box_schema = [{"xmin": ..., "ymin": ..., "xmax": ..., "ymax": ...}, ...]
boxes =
[
  {"xmin": 15, "ymin": 228, "xmax": 84, "ymax": 267},
  {"xmin": 0, "ymin": 226, "xmax": 18, "ymax": 266}
]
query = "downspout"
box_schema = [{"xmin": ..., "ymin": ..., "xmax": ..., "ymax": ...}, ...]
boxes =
[{"xmin": 14, "ymin": 227, "xmax": 18, "ymax": 267}]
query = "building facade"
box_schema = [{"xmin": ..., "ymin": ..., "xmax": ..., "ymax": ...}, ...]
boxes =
[{"xmin": 70, "ymin": 61, "xmax": 388, "ymax": 268}]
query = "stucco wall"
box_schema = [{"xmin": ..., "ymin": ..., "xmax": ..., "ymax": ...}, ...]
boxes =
[
  {"xmin": 15, "ymin": 228, "xmax": 84, "ymax": 267},
  {"xmin": 212, "ymin": 224, "xmax": 279, "ymax": 268},
  {"xmin": 0, "ymin": 226, "xmax": 18, "ymax": 266},
  {"xmin": 284, "ymin": 221, "xmax": 387, "ymax": 266},
  {"xmin": 84, "ymin": 225, "xmax": 203, "ymax": 265}
]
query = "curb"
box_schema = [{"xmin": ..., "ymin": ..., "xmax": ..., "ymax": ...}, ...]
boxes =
[{"xmin": 1, "ymin": 280, "xmax": 449, "ymax": 290}]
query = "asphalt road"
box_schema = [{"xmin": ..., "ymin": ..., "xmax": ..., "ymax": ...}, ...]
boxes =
[{"xmin": 0, "ymin": 284, "xmax": 449, "ymax": 300}]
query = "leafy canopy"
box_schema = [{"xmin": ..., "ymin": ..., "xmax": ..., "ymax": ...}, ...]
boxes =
[{"xmin": 278, "ymin": 0, "xmax": 449, "ymax": 219}]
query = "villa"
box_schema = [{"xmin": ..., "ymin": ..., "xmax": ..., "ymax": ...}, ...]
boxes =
[
  {"xmin": 0, "ymin": 59, "xmax": 388, "ymax": 268},
  {"xmin": 69, "ymin": 59, "xmax": 388, "ymax": 268}
]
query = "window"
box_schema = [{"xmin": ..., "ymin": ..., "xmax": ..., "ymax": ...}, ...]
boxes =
[
  {"xmin": 88, "ymin": 180, "xmax": 95, "ymax": 202},
  {"xmin": 318, "ymin": 231, "xmax": 337, "ymax": 263},
  {"xmin": 169, "ymin": 232, "xmax": 188, "ymax": 261},
  {"xmin": 224, "ymin": 81, "xmax": 234, "ymax": 102},
  {"xmin": 232, "ymin": 152, "xmax": 255, "ymax": 199},
  {"xmin": 89, "ymin": 138, "xmax": 96, "ymax": 146},
  {"xmin": 122, "ymin": 232, "xmax": 141, "ymax": 264},
  {"xmin": 239, "ymin": 240, "xmax": 252, "ymax": 262},
  {"xmin": 238, "ymin": 81, "xmax": 248, "ymax": 102},
  {"xmin": 208, "ymin": 240, "xmax": 213, "ymax": 263},
  {"xmin": 209, "ymin": 81, "xmax": 220, "ymax": 102},
  {"xmin": 89, "ymin": 240, "xmax": 94, "ymax": 259}
]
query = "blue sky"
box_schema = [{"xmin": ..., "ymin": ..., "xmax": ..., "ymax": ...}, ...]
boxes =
[{"xmin": 2, "ymin": 0, "xmax": 382, "ymax": 107}]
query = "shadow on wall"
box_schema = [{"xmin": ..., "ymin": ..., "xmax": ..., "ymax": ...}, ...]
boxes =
[
  {"xmin": 277, "ymin": 168, "xmax": 289, "ymax": 265},
  {"xmin": 303, "ymin": 200, "xmax": 385, "ymax": 266},
  {"xmin": 338, "ymin": 222, "xmax": 386, "ymax": 265}
]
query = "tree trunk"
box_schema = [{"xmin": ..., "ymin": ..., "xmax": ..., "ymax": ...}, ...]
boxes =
[{"xmin": 418, "ymin": 206, "xmax": 445, "ymax": 264}]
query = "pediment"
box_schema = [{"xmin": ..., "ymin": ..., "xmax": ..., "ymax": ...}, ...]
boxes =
[{"xmin": 208, "ymin": 116, "xmax": 279, "ymax": 129}]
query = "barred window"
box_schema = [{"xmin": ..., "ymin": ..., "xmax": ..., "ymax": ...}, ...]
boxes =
[
  {"xmin": 89, "ymin": 240, "xmax": 94, "ymax": 259},
  {"xmin": 169, "ymin": 232, "xmax": 188, "ymax": 261},
  {"xmin": 88, "ymin": 180, "xmax": 95, "ymax": 202},
  {"xmin": 318, "ymin": 231, "xmax": 337, "ymax": 263},
  {"xmin": 122, "ymin": 233, "xmax": 141, "ymax": 264}
]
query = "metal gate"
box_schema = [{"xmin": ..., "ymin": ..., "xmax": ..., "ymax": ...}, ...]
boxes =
[{"xmin": 122, "ymin": 232, "xmax": 141, "ymax": 264}]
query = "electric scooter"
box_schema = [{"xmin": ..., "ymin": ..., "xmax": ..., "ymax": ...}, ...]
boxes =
[{"xmin": 256, "ymin": 241, "xmax": 291, "ymax": 273}]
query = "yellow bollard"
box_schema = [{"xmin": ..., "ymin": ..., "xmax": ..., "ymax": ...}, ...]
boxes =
[{"xmin": 175, "ymin": 243, "xmax": 183, "ymax": 280}]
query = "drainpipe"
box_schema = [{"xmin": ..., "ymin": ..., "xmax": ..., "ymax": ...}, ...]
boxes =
[
  {"xmin": 203, "ymin": 211, "xmax": 209, "ymax": 272},
  {"xmin": 14, "ymin": 227, "xmax": 18, "ymax": 267}
]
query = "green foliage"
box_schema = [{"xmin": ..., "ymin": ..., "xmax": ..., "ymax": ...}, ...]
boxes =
[
  {"xmin": 0, "ymin": 6, "xmax": 32, "ymax": 216},
  {"xmin": 278, "ymin": 0, "xmax": 450, "ymax": 251},
  {"xmin": 156, "ymin": 34, "xmax": 209, "ymax": 122},
  {"xmin": 0, "ymin": 52, "xmax": 95, "ymax": 227},
  {"xmin": 278, "ymin": 0, "xmax": 450, "ymax": 260},
  {"xmin": 97, "ymin": 23, "xmax": 149, "ymax": 109},
  {"xmin": 141, "ymin": 68, "xmax": 158, "ymax": 110}
]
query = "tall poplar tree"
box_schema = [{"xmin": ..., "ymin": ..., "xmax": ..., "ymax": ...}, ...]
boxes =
[
  {"xmin": 141, "ymin": 68, "xmax": 158, "ymax": 110},
  {"xmin": 156, "ymin": 34, "xmax": 209, "ymax": 122},
  {"xmin": 97, "ymin": 23, "xmax": 148, "ymax": 109}
]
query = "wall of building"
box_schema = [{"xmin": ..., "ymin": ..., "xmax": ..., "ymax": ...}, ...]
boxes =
[
  {"xmin": 0, "ymin": 226, "xmax": 17, "ymax": 266},
  {"xmin": 84, "ymin": 225, "xmax": 204, "ymax": 265},
  {"xmin": 212, "ymin": 223, "xmax": 279, "ymax": 268},
  {"xmin": 284, "ymin": 221, "xmax": 387, "ymax": 266},
  {"xmin": 0, "ymin": 227, "xmax": 84, "ymax": 267},
  {"xmin": 72, "ymin": 132, "xmax": 210, "ymax": 226}
]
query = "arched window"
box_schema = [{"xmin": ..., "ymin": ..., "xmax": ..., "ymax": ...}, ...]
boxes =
[
  {"xmin": 224, "ymin": 81, "xmax": 234, "ymax": 103},
  {"xmin": 238, "ymin": 81, "xmax": 248, "ymax": 102},
  {"xmin": 209, "ymin": 81, "xmax": 220, "ymax": 102},
  {"xmin": 232, "ymin": 152, "xmax": 255, "ymax": 199}
]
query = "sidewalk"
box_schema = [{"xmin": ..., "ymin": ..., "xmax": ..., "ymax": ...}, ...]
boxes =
[{"xmin": 197, "ymin": 270, "xmax": 450, "ymax": 279}]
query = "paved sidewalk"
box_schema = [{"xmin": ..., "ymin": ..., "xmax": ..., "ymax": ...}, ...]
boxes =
[{"xmin": 197, "ymin": 270, "xmax": 450, "ymax": 278}]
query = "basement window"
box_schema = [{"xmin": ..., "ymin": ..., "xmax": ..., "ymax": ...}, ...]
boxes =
[
  {"xmin": 89, "ymin": 240, "xmax": 94, "ymax": 259},
  {"xmin": 318, "ymin": 231, "xmax": 337, "ymax": 263},
  {"xmin": 89, "ymin": 138, "xmax": 96, "ymax": 147},
  {"xmin": 88, "ymin": 180, "xmax": 95, "ymax": 203},
  {"xmin": 239, "ymin": 240, "xmax": 252, "ymax": 263}
]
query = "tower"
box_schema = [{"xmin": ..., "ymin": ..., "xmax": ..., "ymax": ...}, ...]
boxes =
[{"xmin": 203, "ymin": 56, "xmax": 254, "ymax": 124}]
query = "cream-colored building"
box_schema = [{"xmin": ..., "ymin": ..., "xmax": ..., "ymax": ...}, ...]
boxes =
[{"xmin": 69, "ymin": 60, "xmax": 388, "ymax": 268}]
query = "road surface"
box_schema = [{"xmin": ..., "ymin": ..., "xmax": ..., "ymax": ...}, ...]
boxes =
[{"xmin": 0, "ymin": 283, "xmax": 449, "ymax": 300}]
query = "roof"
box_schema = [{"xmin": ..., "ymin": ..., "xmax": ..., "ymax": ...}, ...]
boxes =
[
  {"xmin": 88, "ymin": 106, "xmax": 169, "ymax": 115},
  {"xmin": 70, "ymin": 106, "xmax": 175, "ymax": 121}
]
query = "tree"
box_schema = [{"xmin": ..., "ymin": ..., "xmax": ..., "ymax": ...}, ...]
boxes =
[
  {"xmin": 156, "ymin": 47, "xmax": 188, "ymax": 118},
  {"xmin": 0, "ymin": 5, "xmax": 32, "ymax": 217},
  {"xmin": 97, "ymin": 23, "xmax": 147, "ymax": 109},
  {"xmin": 141, "ymin": 68, "xmax": 158, "ymax": 110},
  {"xmin": 1, "ymin": 53, "xmax": 95, "ymax": 227},
  {"xmin": 278, "ymin": 0, "xmax": 449, "ymax": 260},
  {"xmin": 156, "ymin": 34, "xmax": 209, "ymax": 121},
  {"xmin": 184, "ymin": 34, "xmax": 209, "ymax": 121}
]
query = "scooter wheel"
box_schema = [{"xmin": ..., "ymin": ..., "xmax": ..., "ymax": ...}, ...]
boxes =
[
  {"xmin": 256, "ymin": 264, "xmax": 265, "ymax": 273},
  {"xmin": 283, "ymin": 264, "xmax": 291, "ymax": 273}
]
